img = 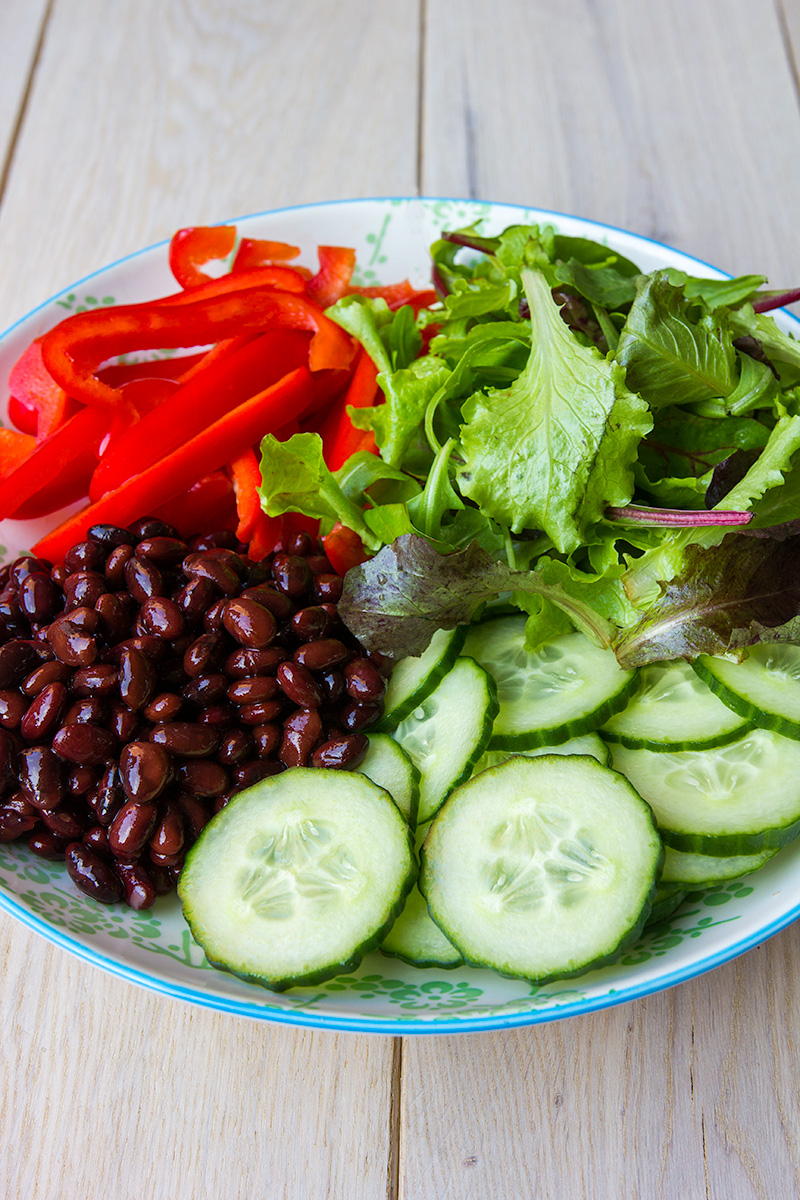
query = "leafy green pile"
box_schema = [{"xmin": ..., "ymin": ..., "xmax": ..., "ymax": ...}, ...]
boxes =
[{"xmin": 258, "ymin": 222, "xmax": 800, "ymax": 666}]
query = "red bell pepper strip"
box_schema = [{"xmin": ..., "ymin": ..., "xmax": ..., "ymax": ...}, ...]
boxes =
[
  {"xmin": 0, "ymin": 428, "xmax": 36, "ymax": 471},
  {"xmin": 8, "ymin": 339, "xmax": 77, "ymax": 440},
  {"xmin": 169, "ymin": 226, "xmax": 237, "ymax": 289},
  {"xmin": 347, "ymin": 282, "xmax": 438, "ymax": 312},
  {"xmin": 158, "ymin": 264, "xmax": 307, "ymax": 305},
  {"xmin": 97, "ymin": 351, "xmax": 208, "ymax": 387},
  {"xmin": 153, "ymin": 470, "xmax": 237, "ymax": 537},
  {"xmin": 307, "ymin": 246, "xmax": 357, "ymax": 309},
  {"xmin": 247, "ymin": 510, "xmax": 285, "ymax": 560},
  {"xmin": 233, "ymin": 238, "xmax": 302, "ymax": 270},
  {"xmin": 89, "ymin": 328, "xmax": 312, "ymax": 502},
  {"xmin": 322, "ymin": 522, "xmax": 369, "ymax": 575},
  {"xmin": 318, "ymin": 347, "xmax": 379, "ymax": 470},
  {"xmin": 229, "ymin": 447, "xmax": 263, "ymax": 542},
  {"xmin": 40, "ymin": 284, "xmax": 354, "ymax": 411},
  {"xmin": 0, "ymin": 405, "xmax": 110, "ymax": 521},
  {"xmin": 34, "ymin": 367, "xmax": 315, "ymax": 561}
]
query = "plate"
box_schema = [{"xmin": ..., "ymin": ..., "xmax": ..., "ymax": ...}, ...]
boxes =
[{"xmin": 1, "ymin": 196, "xmax": 799, "ymax": 1035}]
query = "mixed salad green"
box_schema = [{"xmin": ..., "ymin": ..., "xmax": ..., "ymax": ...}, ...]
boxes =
[{"xmin": 258, "ymin": 221, "xmax": 800, "ymax": 667}]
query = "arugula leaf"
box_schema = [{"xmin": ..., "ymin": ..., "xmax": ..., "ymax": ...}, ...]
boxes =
[
  {"xmin": 339, "ymin": 534, "xmax": 615, "ymax": 658},
  {"xmin": 258, "ymin": 432, "xmax": 378, "ymax": 549},
  {"xmin": 614, "ymin": 533, "xmax": 800, "ymax": 667},
  {"xmin": 615, "ymin": 272, "xmax": 738, "ymax": 407},
  {"xmin": 458, "ymin": 266, "xmax": 651, "ymax": 552}
]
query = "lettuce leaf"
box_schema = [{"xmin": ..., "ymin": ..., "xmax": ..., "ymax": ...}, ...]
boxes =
[
  {"xmin": 615, "ymin": 533, "xmax": 800, "ymax": 667},
  {"xmin": 457, "ymin": 266, "xmax": 651, "ymax": 552},
  {"xmin": 339, "ymin": 534, "xmax": 615, "ymax": 658},
  {"xmin": 615, "ymin": 272, "xmax": 738, "ymax": 407}
]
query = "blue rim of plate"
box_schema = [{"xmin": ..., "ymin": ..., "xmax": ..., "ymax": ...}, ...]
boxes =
[{"xmin": 1, "ymin": 195, "xmax": 798, "ymax": 1035}]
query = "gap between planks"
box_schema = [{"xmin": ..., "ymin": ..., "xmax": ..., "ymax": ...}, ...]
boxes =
[
  {"xmin": 388, "ymin": 1036, "xmax": 404, "ymax": 1200},
  {"xmin": 0, "ymin": 0, "xmax": 53, "ymax": 216}
]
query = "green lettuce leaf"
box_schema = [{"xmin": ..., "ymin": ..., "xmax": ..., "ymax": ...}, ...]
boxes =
[
  {"xmin": 351, "ymin": 355, "xmax": 451, "ymax": 468},
  {"xmin": 258, "ymin": 432, "xmax": 378, "ymax": 549},
  {"xmin": 457, "ymin": 266, "xmax": 651, "ymax": 552},
  {"xmin": 615, "ymin": 272, "xmax": 738, "ymax": 407}
]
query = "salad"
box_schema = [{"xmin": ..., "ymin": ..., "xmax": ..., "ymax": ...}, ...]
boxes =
[{"xmin": 3, "ymin": 215, "xmax": 800, "ymax": 995}]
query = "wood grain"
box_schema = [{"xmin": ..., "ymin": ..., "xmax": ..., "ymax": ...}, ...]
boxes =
[
  {"xmin": 0, "ymin": 0, "xmax": 49, "ymax": 171},
  {"xmin": 421, "ymin": 0, "xmax": 800, "ymax": 282},
  {"xmin": 0, "ymin": 0, "xmax": 421, "ymax": 330}
]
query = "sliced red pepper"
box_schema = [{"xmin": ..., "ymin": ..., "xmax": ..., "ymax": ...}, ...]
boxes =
[
  {"xmin": 158, "ymin": 264, "xmax": 307, "ymax": 305},
  {"xmin": 97, "ymin": 351, "xmax": 208, "ymax": 387},
  {"xmin": 0, "ymin": 406, "xmax": 110, "ymax": 522},
  {"xmin": 318, "ymin": 347, "xmax": 379, "ymax": 470},
  {"xmin": 307, "ymin": 246, "xmax": 356, "ymax": 308},
  {"xmin": 322, "ymin": 522, "xmax": 369, "ymax": 575},
  {"xmin": 89, "ymin": 329, "xmax": 312, "ymax": 502},
  {"xmin": 153, "ymin": 471, "xmax": 237, "ymax": 536},
  {"xmin": 0, "ymin": 428, "xmax": 37, "ymax": 471},
  {"xmin": 229, "ymin": 447, "xmax": 263, "ymax": 542},
  {"xmin": 40, "ymin": 284, "xmax": 354, "ymax": 411},
  {"xmin": 247, "ymin": 510, "xmax": 285, "ymax": 560},
  {"xmin": 233, "ymin": 238, "xmax": 302, "ymax": 270},
  {"xmin": 169, "ymin": 226, "xmax": 237, "ymax": 289},
  {"xmin": 173, "ymin": 335, "xmax": 255, "ymax": 384},
  {"xmin": 8, "ymin": 339, "xmax": 77, "ymax": 440},
  {"xmin": 347, "ymin": 282, "xmax": 438, "ymax": 312},
  {"xmin": 34, "ymin": 367, "xmax": 315, "ymax": 561}
]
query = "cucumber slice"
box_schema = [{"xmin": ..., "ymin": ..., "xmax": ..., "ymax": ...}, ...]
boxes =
[
  {"xmin": 358, "ymin": 733, "xmax": 420, "ymax": 825},
  {"xmin": 380, "ymin": 884, "xmax": 464, "ymax": 968},
  {"xmin": 462, "ymin": 617, "xmax": 635, "ymax": 749},
  {"xmin": 660, "ymin": 845, "xmax": 778, "ymax": 886},
  {"xmin": 609, "ymin": 729, "xmax": 800, "ymax": 855},
  {"xmin": 472, "ymin": 731, "xmax": 610, "ymax": 776},
  {"xmin": 694, "ymin": 645, "xmax": 800, "ymax": 740},
  {"xmin": 645, "ymin": 885, "xmax": 687, "ymax": 926},
  {"xmin": 380, "ymin": 626, "xmax": 467, "ymax": 730},
  {"xmin": 178, "ymin": 769, "xmax": 415, "ymax": 991},
  {"xmin": 420, "ymin": 756, "xmax": 662, "ymax": 983},
  {"xmin": 393, "ymin": 656, "xmax": 498, "ymax": 824},
  {"xmin": 603, "ymin": 659, "xmax": 752, "ymax": 751}
]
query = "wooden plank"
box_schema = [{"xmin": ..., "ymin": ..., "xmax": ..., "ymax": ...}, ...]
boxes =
[
  {"xmin": 406, "ymin": 1, "xmax": 800, "ymax": 1197},
  {"xmin": 0, "ymin": 1, "xmax": 422, "ymax": 1195},
  {"xmin": 401, "ymin": 929, "xmax": 800, "ymax": 1200},
  {"xmin": 0, "ymin": 0, "xmax": 421, "ymax": 330},
  {"xmin": 0, "ymin": 918, "xmax": 397, "ymax": 1199},
  {"xmin": 421, "ymin": 0, "xmax": 800, "ymax": 283},
  {"xmin": 0, "ymin": 0, "xmax": 49, "ymax": 171}
]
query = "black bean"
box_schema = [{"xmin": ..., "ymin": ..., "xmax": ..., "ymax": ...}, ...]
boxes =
[
  {"xmin": 182, "ymin": 553, "xmax": 239, "ymax": 596},
  {"xmin": 150, "ymin": 722, "xmax": 219, "ymax": 757},
  {"xmin": 118, "ymin": 647, "xmax": 156, "ymax": 711},
  {"xmin": 345, "ymin": 657, "xmax": 386, "ymax": 702},
  {"xmin": 104, "ymin": 544, "xmax": 134, "ymax": 587},
  {"xmin": 216, "ymin": 728, "xmax": 253, "ymax": 766},
  {"xmin": 52, "ymin": 723, "xmax": 117, "ymax": 765},
  {"xmin": 47, "ymin": 618, "xmax": 98, "ymax": 668},
  {"xmin": 0, "ymin": 640, "xmax": 40, "ymax": 687},
  {"xmin": 87, "ymin": 524, "xmax": 137, "ymax": 549},
  {"xmin": 19, "ymin": 747, "xmax": 64, "ymax": 809},
  {"xmin": 143, "ymin": 693, "xmax": 182, "ymax": 723},
  {"xmin": 290, "ymin": 605, "xmax": 334, "ymax": 642},
  {"xmin": 65, "ymin": 842, "xmax": 124, "ymax": 903},
  {"xmin": 116, "ymin": 860, "xmax": 156, "ymax": 910},
  {"xmin": 279, "ymin": 709, "xmax": 322, "ymax": 768},
  {"xmin": 277, "ymin": 661, "xmax": 323, "ymax": 708},
  {"xmin": 293, "ymin": 638, "xmax": 348, "ymax": 672},
  {"xmin": 140, "ymin": 596, "xmax": 185, "ymax": 639},
  {"xmin": 338, "ymin": 700, "xmax": 383, "ymax": 733},
  {"xmin": 232, "ymin": 760, "xmax": 285, "ymax": 789},
  {"xmin": 119, "ymin": 742, "xmax": 171, "ymax": 804},
  {"xmin": 183, "ymin": 632, "xmax": 227, "ymax": 678},
  {"xmin": 19, "ymin": 572, "xmax": 60, "ymax": 621},
  {"xmin": 72, "ymin": 664, "xmax": 119, "ymax": 696},
  {"xmin": 21, "ymin": 661, "xmax": 72, "ymax": 697},
  {"xmin": 272, "ymin": 554, "xmax": 312, "ymax": 599},
  {"xmin": 135, "ymin": 537, "xmax": 188, "ymax": 566},
  {"xmin": 124, "ymin": 556, "xmax": 163, "ymax": 603},
  {"xmin": 175, "ymin": 759, "xmax": 229, "ymax": 798},
  {"xmin": 223, "ymin": 646, "xmax": 286, "ymax": 679},
  {"xmin": 311, "ymin": 733, "xmax": 369, "ymax": 770},
  {"xmin": 0, "ymin": 689, "xmax": 29, "ymax": 729},
  {"xmin": 222, "ymin": 599, "xmax": 276, "ymax": 649},
  {"xmin": 20, "ymin": 682, "xmax": 67, "ymax": 741},
  {"xmin": 63, "ymin": 571, "xmax": 107, "ymax": 610},
  {"xmin": 109, "ymin": 800, "xmax": 158, "ymax": 858}
]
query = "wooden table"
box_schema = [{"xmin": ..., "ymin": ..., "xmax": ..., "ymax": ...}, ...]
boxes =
[{"xmin": 2, "ymin": 2, "xmax": 800, "ymax": 1196}]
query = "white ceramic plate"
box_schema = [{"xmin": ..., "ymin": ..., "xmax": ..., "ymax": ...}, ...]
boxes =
[{"xmin": 1, "ymin": 196, "xmax": 798, "ymax": 1034}]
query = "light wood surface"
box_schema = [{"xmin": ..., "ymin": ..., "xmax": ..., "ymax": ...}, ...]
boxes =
[{"xmin": 2, "ymin": 3, "xmax": 800, "ymax": 1198}]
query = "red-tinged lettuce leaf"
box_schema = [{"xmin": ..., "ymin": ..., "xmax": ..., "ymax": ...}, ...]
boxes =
[
  {"xmin": 339, "ymin": 534, "xmax": 615, "ymax": 658},
  {"xmin": 614, "ymin": 534, "xmax": 800, "ymax": 667}
]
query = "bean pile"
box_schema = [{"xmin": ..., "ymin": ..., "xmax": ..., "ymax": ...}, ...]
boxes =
[{"xmin": 0, "ymin": 519, "xmax": 387, "ymax": 909}]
